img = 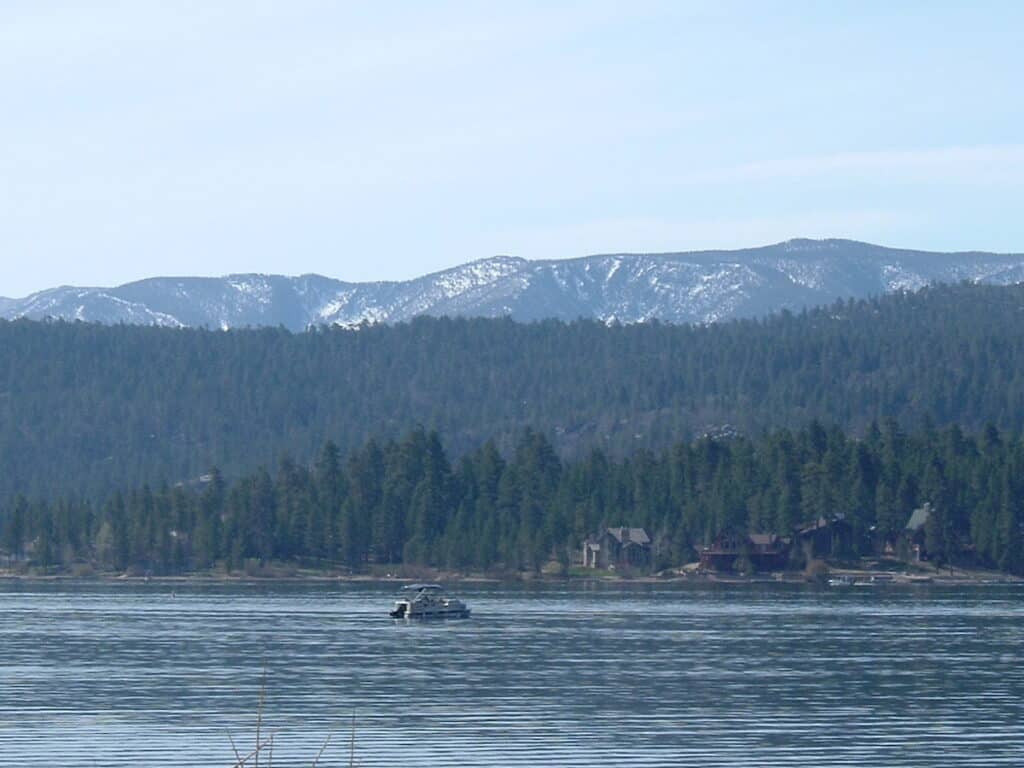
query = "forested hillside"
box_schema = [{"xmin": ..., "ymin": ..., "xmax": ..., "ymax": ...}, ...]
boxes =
[
  {"xmin": 2, "ymin": 423, "xmax": 1021, "ymax": 576},
  {"xmin": 4, "ymin": 281, "xmax": 1024, "ymax": 502}
]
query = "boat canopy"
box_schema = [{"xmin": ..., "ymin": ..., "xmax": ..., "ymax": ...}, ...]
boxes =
[{"xmin": 401, "ymin": 583, "xmax": 443, "ymax": 592}]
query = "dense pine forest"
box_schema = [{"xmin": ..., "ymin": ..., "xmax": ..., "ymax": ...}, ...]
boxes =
[
  {"xmin": 5, "ymin": 282, "xmax": 1024, "ymax": 503},
  {"xmin": 2, "ymin": 422, "xmax": 1022, "ymax": 576}
]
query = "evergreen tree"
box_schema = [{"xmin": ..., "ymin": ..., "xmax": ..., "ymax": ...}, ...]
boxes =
[{"xmin": 4, "ymin": 420, "xmax": 1024, "ymax": 576}]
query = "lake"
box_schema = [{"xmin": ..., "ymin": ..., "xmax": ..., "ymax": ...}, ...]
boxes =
[{"xmin": 0, "ymin": 580, "xmax": 1021, "ymax": 766}]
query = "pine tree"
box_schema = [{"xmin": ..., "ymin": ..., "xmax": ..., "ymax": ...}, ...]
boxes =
[
  {"xmin": 1, "ymin": 496, "xmax": 28, "ymax": 559},
  {"xmin": 193, "ymin": 468, "xmax": 224, "ymax": 569},
  {"xmin": 996, "ymin": 466, "xmax": 1023, "ymax": 574}
]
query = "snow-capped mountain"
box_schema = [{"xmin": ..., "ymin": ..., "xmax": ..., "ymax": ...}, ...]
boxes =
[{"xmin": 5, "ymin": 239, "xmax": 1024, "ymax": 330}]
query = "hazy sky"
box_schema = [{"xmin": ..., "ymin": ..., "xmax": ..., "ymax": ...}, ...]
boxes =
[{"xmin": 3, "ymin": 1, "xmax": 1022, "ymax": 297}]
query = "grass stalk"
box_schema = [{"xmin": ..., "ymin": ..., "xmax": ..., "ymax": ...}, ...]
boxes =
[
  {"xmin": 349, "ymin": 711, "xmax": 357, "ymax": 768},
  {"xmin": 310, "ymin": 732, "xmax": 332, "ymax": 768},
  {"xmin": 227, "ymin": 670, "xmax": 342, "ymax": 767},
  {"xmin": 255, "ymin": 666, "xmax": 267, "ymax": 768},
  {"xmin": 228, "ymin": 731, "xmax": 242, "ymax": 765}
]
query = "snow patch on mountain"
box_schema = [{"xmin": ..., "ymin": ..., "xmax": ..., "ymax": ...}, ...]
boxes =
[
  {"xmin": 882, "ymin": 264, "xmax": 928, "ymax": 292},
  {"xmin": 227, "ymin": 277, "xmax": 273, "ymax": 305},
  {"xmin": 429, "ymin": 257, "xmax": 522, "ymax": 299},
  {"xmin": 771, "ymin": 258, "xmax": 827, "ymax": 289}
]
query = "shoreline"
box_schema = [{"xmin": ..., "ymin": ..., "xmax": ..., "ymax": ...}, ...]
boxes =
[{"xmin": 1, "ymin": 563, "xmax": 1020, "ymax": 587}]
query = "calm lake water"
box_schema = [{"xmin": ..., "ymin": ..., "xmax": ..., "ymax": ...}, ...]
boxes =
[{"xmin": 0, "ymin": 580, "xmax": 1022, "ymax": 767}]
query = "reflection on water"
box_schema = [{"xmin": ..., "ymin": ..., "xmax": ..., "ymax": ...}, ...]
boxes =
[{"xmin": 0, "ymin": 580, "xmax": 1022, "ymax": 766}]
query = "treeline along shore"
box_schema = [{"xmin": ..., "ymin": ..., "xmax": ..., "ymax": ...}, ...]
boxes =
[{"xmin": 2, "ymin": 422, "xmax": 1022, "ymax": 578}]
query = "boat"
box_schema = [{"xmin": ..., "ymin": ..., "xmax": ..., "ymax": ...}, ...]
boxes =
[
  {"xmin": 389, "ymin": 583, "xmax": 471, "ymax": 619},
  {"xmin": 828, "ymin": 574, "xmax": 857, "ymax": 587}
]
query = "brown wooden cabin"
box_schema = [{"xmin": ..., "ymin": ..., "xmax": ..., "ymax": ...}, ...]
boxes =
[
  {"xmin": 797, "ymin": 514, "xmax": 853, "ymax": 559},
  {"xmin": 699, "ymin": 532, "xmax": 790, "ymax": 572}
]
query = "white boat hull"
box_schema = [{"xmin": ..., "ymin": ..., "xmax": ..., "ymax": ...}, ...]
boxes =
[{"xmin": 390, "ymin": 585, "xmax": 471, "ymax": 619}]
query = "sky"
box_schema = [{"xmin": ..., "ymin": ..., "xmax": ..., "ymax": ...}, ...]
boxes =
[{"xmin": 2, "ymin": 1, "xmax": 1023, "ymax": 297}]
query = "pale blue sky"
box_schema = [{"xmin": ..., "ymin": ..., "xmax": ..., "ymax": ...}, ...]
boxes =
[{"xmin": 2, "ymin": 1, "xmax": 1022, "ymax": 297}]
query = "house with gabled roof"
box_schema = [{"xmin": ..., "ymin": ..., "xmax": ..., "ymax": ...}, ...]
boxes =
[
  {"xmin": 699, "ymin": 532, "xmax": 790, "ymax": 572},
  {"xmin": 582, "ymin": 527, "xmax": 652, "ymax": 570},
  {"xmin": 797, "ymin": 514, "xmax": 853, "ymax": 559}
]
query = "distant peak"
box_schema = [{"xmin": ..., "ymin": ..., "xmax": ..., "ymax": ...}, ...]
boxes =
[
  {"xmin": 466, "ymin": 254, "xmax": 527, "ymax": 267},
  {"xmin": 433, "ymin": 254, "xmax": 527, "ymax": 277},
  {"xmin": 774, "ymin": 237, "xmax": 873, "ymax": 254}
]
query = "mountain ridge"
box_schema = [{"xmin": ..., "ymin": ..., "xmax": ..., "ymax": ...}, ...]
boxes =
[{"xmin": 6, "ymin": 238, "xmax": 1024, "ymax": 329}]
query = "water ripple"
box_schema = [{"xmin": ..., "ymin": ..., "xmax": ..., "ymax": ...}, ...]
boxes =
[{"xmin": 0, "ymin": 581, "xmax": 1022, "ymax": 766}]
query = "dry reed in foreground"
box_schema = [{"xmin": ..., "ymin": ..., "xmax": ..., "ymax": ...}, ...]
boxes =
[{"xmin": 227, "ymin": 668, "xmax": 357, "ymax": 767}]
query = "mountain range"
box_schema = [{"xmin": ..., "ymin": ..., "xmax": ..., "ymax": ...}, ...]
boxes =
[{"xmin": 5, "ymin": 238, "xmax": 1024, "ymax": 329}]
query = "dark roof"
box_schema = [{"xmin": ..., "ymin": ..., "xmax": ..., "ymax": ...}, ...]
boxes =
[
  {"xmin": 607, "ymin": 527, "xmax": 651, "ymax": 545},
  {"xmin": 797, "ymin": 514, "xmax": 848, "ymax": 536}
]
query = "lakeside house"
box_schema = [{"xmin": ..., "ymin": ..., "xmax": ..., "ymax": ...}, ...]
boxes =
[
  {"xmin": 797, "ymin": 514, "xmax": 853, "ymax": 560},
  {"xmin": 582, "ymin": 527, "xmax": 652, "ymax": 570},
  {"xmin": 904, "ymin": 502, "xmax": 932, "ymax": 561},
  {"xmin": 699, "ymin": 533, "xmax": 790, "ymax": 572},
  {"xmin": 879, "ymin": 502, "xmax": 935, "ymax": 561}
]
